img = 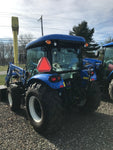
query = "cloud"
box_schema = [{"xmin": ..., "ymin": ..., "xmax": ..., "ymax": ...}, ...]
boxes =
[{"xmin": 0, "ymin": 0, "xmax": 113, "ymax": 43}]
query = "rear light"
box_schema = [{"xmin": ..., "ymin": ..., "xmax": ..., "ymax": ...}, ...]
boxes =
[
  {"xmin": 60, "ymin": 85, "xmax": 64, "ymax": 88},
  {"xmin": 51, "ymin": 77, "xmax": 57, "ymax": 82},
  {"xmin": 91, "ymin": 78, "xmax": 95, "ymax": 81},
  {"xmin": 49, "ymin": 75, "xmax": 61, "ymax": 83},
  {"xmin": 91, "ymin": 71, "xmax": 94, "ymax": 75}
]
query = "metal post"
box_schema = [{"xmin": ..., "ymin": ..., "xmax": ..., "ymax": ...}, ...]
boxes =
[
  {"xmin": 13, "ymin": 30, "xmax": 18, "ymax": 64},
  {"xmin": 11, "ymin": 16, "xmax": 19, "ymax": 65}
]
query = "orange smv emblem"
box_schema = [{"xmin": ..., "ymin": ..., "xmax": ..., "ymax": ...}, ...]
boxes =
[{"xmin": 37, "ymin": 57, "xmax": 51, "ymax": 72}]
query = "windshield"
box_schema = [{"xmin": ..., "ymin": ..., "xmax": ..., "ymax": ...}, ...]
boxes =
[
  {"xmin": 104, "ymin": 47, "xmax": 113, "ymax": 64},
  {"xmin": 27, "ymin": 46, "xmax": 47, "ymax": 75},
  {"xmin": 52, "ymin": 47, "xmax": 80, "ymax": 72},
  {"xmin": 26, "ymin": 44, "xmax": 81, "ymax": 76}
]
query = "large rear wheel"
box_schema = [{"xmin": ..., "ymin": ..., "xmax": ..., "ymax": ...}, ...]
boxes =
[
  {"xmin": 26, "ymin": 83, "xmax": 64, "ymax": 134},
  {"xmin": 79, "ymin": 82, "xmax": 101, "ymax": 113}
]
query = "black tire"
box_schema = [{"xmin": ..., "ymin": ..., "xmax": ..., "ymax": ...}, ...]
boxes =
[
  {"xmin": 79, "ymin": 82, "xmax": 101, "ymax": 113},
  {"xmin": 0, "ymin": 86, "xmax": 7, "ymax": 102},
  {"xmin": 26, "ymin": 83, "xmax": 64, "ymax": 134},
  {"xmin": 7, "ymin": 84, "xmax": 21, "ymax": 111},
  {"xmin": 109, "ymin": 79, "xmax": 113, "ymax": 101}
]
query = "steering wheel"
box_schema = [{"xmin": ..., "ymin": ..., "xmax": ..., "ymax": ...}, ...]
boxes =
[
  {"xmin": 106, "ymin": 60, "xmax": 113, "ymax": 64},
  {"xmin": 53, "ymin": 63, "xmax": 62, "ymax": 71}
]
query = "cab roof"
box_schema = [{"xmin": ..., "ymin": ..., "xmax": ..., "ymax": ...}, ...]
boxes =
[
  {"xmin": 103, "ymin": 42, "xmax": 113, "ymax": 47},
  {"xmin": 26, "ymin": 34, "xmax": 85, "ymax": 49}
]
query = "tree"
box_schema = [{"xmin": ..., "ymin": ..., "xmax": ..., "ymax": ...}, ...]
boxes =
[
  {"xmin": 18, "ymin": 34, "xmax": 34, "ymax": 63},
  {"xmin": 0, "ymin": 42, "xmax": 5, "ymax": 65},
  {"xmin": 69, "ymin": 21, "xmax": 100, "ymax": 57},
  {"xmin": 104, "ymin": 36, "xmax": 113, "ymax": 44},
  {"xmin": 19, "ymin": 34, "xmax": 34, "ymax": 46},
  {"xmin": 0, "ymin": 41, "xmax": 13, "ymax": 65}
]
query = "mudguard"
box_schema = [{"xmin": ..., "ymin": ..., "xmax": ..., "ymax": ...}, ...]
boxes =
[
  {"xmin": 83, "ymin": 58, "xmax": 102, "ymax": 65},
  {"xmin": 83, "ymin": 58, "xmax": 102, "ymax": 69},
  {"xmin": 81, "ymin": 69, "xmax": 97, "ymax": 87},
  {"xmin": 28, "ymin": 73, "xmax": 65, "ymax": 89}
]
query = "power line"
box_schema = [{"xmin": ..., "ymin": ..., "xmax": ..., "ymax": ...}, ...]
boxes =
[{"xmin": 0, "ymin": 24, "xmax": 68, "ymax": 31}]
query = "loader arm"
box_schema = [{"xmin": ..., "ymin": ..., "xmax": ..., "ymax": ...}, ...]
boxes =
[{"xmin": 5, "ymin": 63, "xmax": 26, "ymax": 86}]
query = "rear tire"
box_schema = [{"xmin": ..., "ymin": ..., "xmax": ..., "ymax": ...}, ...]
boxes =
[
  {"xmin": 79, "ymin": 82, "xmax": 101, "ymax": 113},
  {"xmin": 7, "ymin": 84, "xmax": 21, "ymax": 112},
  {"xmin": 26, "ymin": 83, "xmax": 64, "ymax": 134}
]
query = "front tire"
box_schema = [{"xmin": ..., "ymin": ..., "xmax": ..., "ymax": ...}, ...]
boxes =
[
  {"xmin": 7, "ymin": 84, "xmax": 21, "ymax": 111},
  {"xmin": 26, "ymin": 83, "xmax": 63, "ymax": 134}
]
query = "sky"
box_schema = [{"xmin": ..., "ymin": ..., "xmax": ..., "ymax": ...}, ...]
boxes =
[{"xmin": 0, "ymin": 0, "xmax": 113, "ymax": 44}]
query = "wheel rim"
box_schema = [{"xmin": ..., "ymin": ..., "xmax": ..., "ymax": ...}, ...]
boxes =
[
  {"xmin": 29, "ymin": 96, "xmax": 43, "ymax": 123},
  {"xmin": 8, "ymin": 92, "xmax": 13, "ymax": 107}
]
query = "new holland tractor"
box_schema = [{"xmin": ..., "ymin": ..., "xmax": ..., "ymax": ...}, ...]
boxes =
[
  {"xmin": 5, "ymin": 34, "xmax": 101, "ymax": 134},
  {"xmin": 101, "ymin": 42, "xmax": 113, "ymax": 101}
]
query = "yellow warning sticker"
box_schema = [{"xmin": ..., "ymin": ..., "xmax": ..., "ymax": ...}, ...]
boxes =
[
  {"xmin": 63, "ymin": 82, "xmax": 66, "ymax": 87},
  {"xmin": 83, "ymin": 77, "xmax": 89, "ymax": 80}
]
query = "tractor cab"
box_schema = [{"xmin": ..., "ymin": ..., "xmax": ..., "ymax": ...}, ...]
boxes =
[
  {"xmin": 102, "ymin": 42, "xmax": 113, "ymax": 78},
  {"xmin": 26, "ymin": 34, "xmax": 85, "ymax": 80}
]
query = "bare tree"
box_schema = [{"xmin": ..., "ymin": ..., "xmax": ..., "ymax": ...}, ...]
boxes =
[
  {"xmin": 0, "ymin": 41, "xmax": 13, "ymax": 65},
  {"xmin": 0, "ymin": 42, "xmax": 5, "ymax": 65},
  {"xmin": 18, "ymin": 34, "xmax": 34, "ymax": 64},
  {"xmin": 19, "ymin": 34, "xmax": 34, "ymax": 46},
  {"xmin": 0, "ymin": 34, "xmax": 34, "ymax": 65}
]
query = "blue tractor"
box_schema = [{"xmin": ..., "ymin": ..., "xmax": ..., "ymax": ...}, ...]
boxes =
[
  {"xmin": 5, "ymin": 34, "xmax": 101, "ymax": 134},
  {"xmin": 100, "ymin": 42, "xmax": 113, "ymax": 101}
]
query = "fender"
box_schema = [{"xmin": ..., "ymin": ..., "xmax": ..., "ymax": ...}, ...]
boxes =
[
  {"xmin": 90, "ymin": 73, "xmax": 97, "ymax": 81},
  {"xmin": 83, "ymin": 58, "xmax": 102, "ymax": 70},
  {"xmin": 81, "ymin": 69, "xmax": 97, "ymax": 80},
  {"xmin": 28, "ymin": 73, "xmax": 65, "ymax": 89},
  {"xmin": 80, "ymin": 69, "xmax": 89, "ymax": 87},
  {"xmin": 81, "ymin": 69, "xmax": 97, "ymax": 87},
  {"xmin": 83, "ymin": 58, "xmax": 102, "ymax": 65}
]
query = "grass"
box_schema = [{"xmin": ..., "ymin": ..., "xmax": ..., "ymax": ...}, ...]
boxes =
[
  {"xmin": 0, "ymin": 65, "xmax": 8, "ymax": 71},
  {"xmin": 0, "ymin": 75, "xmax": 6, "ymax": 85}
]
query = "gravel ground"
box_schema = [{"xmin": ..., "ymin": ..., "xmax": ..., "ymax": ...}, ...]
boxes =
[{"xmin": 1, "ymin": 100, "xmax": 113, "ymax": 150}]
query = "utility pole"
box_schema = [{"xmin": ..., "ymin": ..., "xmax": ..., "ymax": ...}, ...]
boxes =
[{"xmin": 38, "ymin": 15, "xmax": 44, "ymax": 36}]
